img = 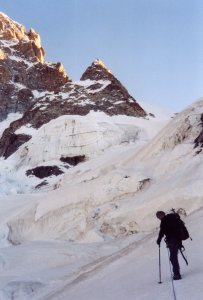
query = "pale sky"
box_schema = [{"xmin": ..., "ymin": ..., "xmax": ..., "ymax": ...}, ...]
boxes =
[{"xmin": 1, "ymin": 0, "xmax": 203, "ymax": 112}]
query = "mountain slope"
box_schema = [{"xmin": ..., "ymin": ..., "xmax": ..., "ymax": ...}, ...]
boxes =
[
  {"xmin": 0, "ymin": 12, "xmax": 147, "ymax": 163},
  {"xmin": 43, "ymin": 210, "xmax": 201, "ymax": 300},
  {"xmin": 0, "ymin": 99, "xmax": 202, "ymax": 245},
  {"xmin": 0, "ymin": 197, "xmax": 201, "ymax": 300}
]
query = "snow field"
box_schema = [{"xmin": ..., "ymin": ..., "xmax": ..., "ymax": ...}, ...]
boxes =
[{"xmin": 0, "ymin": 100, "xmax": 203, "ymax": 299}]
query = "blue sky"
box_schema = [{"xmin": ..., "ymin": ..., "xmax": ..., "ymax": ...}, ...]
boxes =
[{"xmin": 1, "ymin": 0, "xmax": 203, "ymax": 112}]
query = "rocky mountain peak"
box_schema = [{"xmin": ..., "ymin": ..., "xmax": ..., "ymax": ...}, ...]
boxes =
[
  {"xmin": 0, "ymin": 12, "xmax": 26, "ymax": 41},
  {"xmin": 0, "ymin": 12, "xmax": 44, "ymax": 63},
  {"xmin": 80, "ymin": 58, "xmax": 146, "ymax": 118},
  {"xmin": 94, "ymin": 58, "xmax": 112, "ymax": 73},
  {"xmin": 80, "ymin": 58, "xmax": 114, "ymax": 81},
  {"xmin": 0, "ymin": 12, "xmax": 71, "ymax": 122}
]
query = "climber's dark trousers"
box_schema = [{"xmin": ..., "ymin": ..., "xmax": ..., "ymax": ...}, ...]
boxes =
[{"xmin": 169, "ymin": 244, "xmax": 180, "ymax": 275}]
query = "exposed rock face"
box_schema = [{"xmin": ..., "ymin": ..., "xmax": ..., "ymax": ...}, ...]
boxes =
[
  {"xmin": 60, "ymin": 155, "xmax": 86, "ymax": 166},
  {"xmin": 0, "ymin": 12, "xmax": 26, "ymax": 41},
  {"xmin": 0, "ymin": 13, "xmax": 147, "ymax": 159},
  {"xmin": 0, "ymin": 12, "xmax": 71, "ymax": 121},
  {"xmin": 0, "ymin": 12, "xmax": 45, "ymax": 62},
  {"xmin": 2, "ymin": 133, "xmax": 31, "ymax": 159},
  {"xmin": 26, "ymin": 166, "xmax": 64, "ymax": 179},
  {"xmin": 80, "ymin": 59, "xmax": 146, "ymax": 117},
  {"xmin": 81, "ymin": 59, "xmax": 113, "ymax": 81}
]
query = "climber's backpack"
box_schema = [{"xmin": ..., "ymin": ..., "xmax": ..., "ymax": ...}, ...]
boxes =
[{"xmin": 172, "ymin": 211, "xmax": 190, "ymax": 241}]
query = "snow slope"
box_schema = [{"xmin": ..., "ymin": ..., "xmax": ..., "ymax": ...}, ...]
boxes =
[
  {"xmin": 0, "ymin": 99, "xmax": 203, "ymax": 299},
  {"xmin": 0, "ymin": 110, "xmax": 169, "ymax": 194},
  {"xmin": 2, "ymin": 99, "xmax": 202, "ymax": 245},
  {"xmin": 44, "ymin": 210, "xmax": 201, "ymax": 300},
  {"xmin": 0, "ymin": 209, "xmax": 201, "ymax": 300}
]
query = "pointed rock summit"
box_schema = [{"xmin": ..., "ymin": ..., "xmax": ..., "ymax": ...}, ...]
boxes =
[
  {"xmin": 81, "ymin": 59, "xmax": 113, "ymax": 81},
  {"xmin": 80, "ymin": 58, "xmax": 147, "ymax": 117}
]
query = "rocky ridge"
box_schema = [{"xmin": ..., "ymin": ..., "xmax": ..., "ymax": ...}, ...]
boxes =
[
  {"xmin": 80, "ymin": 59, "xmax": 146, "ymax": 117},
  {"xmin": 0, "ymin": 12, "xmax": 70, "ymax": 121}
]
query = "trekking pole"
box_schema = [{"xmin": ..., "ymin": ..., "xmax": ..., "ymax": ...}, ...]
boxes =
[
  {"xmin": 167, "ymin": 248, "xmax": 177, "ymax": 300},
  {"xmin": 158, "ymin": 245, "xmax": 162, "ymax": 284}
]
